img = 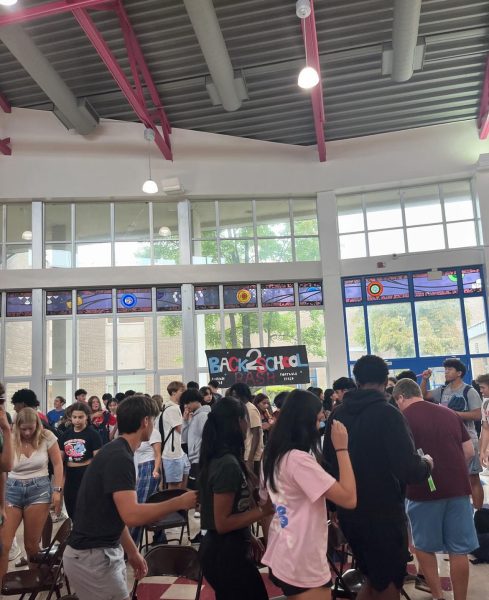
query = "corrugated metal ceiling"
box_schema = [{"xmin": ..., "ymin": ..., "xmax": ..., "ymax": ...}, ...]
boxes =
[{"xmin": 0, "ymin": 0, "xmax": 487, "ymax": 146}]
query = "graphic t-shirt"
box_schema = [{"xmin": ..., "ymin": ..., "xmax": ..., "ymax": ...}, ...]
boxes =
[
  {"xmin": 58, "ymin": 426, "xmax": 102, "ymax": 464},
  {"xmin": 244, "ymin": 402, "xmax": 264, "ymax": 462},
  {"xmin": 403, "ymin": 401, "xmax": 471, "ymax": 501},
  {"xmin": 260, "ymin": 450, "xmax": 336, "ymax": 588},
  {"xmin": 160, "ymin": 401, "xmax": 183, "ymax": 460},
  {"xmin": 200, "ymin": 453, "xmax": 251, "ymax": 531},
  {"xmin": 68, "ymin": 437, "xmax": 136, "ymax": 549},
  {"xmin": 431, "ymin": 383, "xmax": 481, "ymax": 442}
]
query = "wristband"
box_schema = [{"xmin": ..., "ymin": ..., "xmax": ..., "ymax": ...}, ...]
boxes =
[
  {"xmin": 335, "ymin": 448, "xmax": 348, "ymax": 452},
  {"xmin": 53, "ymin": 487, "xmax": 62, "ymax": 493}
]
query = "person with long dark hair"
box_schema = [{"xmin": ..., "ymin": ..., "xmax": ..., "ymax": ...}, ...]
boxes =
[
  {"xmin": 199, "ymin": 397, "xmax": 274, "ymax": 600},
  {"xmin": 262, "ymin": 390, "xmax": 356, "ymax": 599}
]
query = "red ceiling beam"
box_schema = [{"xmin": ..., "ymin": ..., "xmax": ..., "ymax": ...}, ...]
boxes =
[
  {"xmin": 0, "ymin": 92, "xmax": 11, "ymax": 113},
  {"xmin": 0, "ymin": 0, "xmax": 111, "ymax": 26},
  {"xmin": 0, "ymin": 138, "xmax": 11, "ymax": 156},
  {"xmin": 72, "ymin": 7, "xmax": 172, "ymax": 159},
  {"xmin": 478, "ymin": 55, "xmax": 489, "ymax": 139},
  {"xmin": 0, "ymin": 0, "xmax": 172, "ymax": 159},
  {"xmin": 301, "ymin": 0, "xmax": 326, "ymax": 162}
]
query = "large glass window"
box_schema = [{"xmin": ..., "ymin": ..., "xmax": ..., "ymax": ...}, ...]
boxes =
[
  {"xmin": 337, "ymin": 180, "xmax": 481, "ymax": 259},
  {"xmin": 343, "ymin": 266, "xmax": 487, "ymax": 368},
  {"xmin": 45, "ymin": 201, "xmax": 180, "ymax": 268},
  {"xmin": 191, "ymin": 198, "xmax": 319, "ymax": 264},
  {"xmin": 1, "ymin": 204, "xmax": 32, "ymax": 269},
  {"xmin": 196, "ymin": 282, "xmax": 326, "ymax": 386}
]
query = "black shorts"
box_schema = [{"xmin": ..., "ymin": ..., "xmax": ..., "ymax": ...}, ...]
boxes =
[
  {"xmin": 339, "ymin": 514, "xmax": 409, "ymax": 592},
  {"xmin": 269, "ymin": 570, "xmax": 332, "ymax": 597}
]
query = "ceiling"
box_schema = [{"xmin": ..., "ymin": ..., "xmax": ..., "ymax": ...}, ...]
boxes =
[{"xmin": 0, "ymin": 0, "xmax": 487, "ymax": 147}]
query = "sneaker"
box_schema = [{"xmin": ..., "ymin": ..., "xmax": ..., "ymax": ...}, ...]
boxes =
[
  {"xmin": 8, "ymin": 538, "xmax": 21, "ymax": 562},
  {"xmin": 15, "ymin": 557, "xmax": 28, "ymax": 568},
  {"xmin": 194, "ymin": 511, "xmax": 201, "ymax": 519},
  {"xmin": 190, "ymin": 532, "xmax": 203, "ymax": 544}
]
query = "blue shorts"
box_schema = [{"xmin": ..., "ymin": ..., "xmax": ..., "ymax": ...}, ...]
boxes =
[
  {"xmin": 6, "ymin": 476, "xmax": 52, "ymax": 509},
  {"xmin": 163, "ymin": 455, "xmax": 190, "ymax": 484},
  {"xmin": 406, "ymin": 496, "xmax": 478, "ymax": 555}
]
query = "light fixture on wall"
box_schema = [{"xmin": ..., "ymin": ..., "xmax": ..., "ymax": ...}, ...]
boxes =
[
  {"xmin": 296, "ymin": 0, "xmax": 319, "ymax": 90},
  {"xmin": 0, "ymin": 0, "xmax": 18, "ymax": 6},
  {"xmin": 158, "ymin": 226, "xmax": 172, "ymax": 237},
  {"xmin": 142, "ymin": 128, "xmax": 158, "ymax": 195},
  {"xmin": 21, "ymin": 230, "xmax": 32, "ymax": 241}
]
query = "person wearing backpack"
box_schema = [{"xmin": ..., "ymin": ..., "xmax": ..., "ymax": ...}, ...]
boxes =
[
  {"xmin": 159, "ymin": 381, "xmax": 190, "ymax": 489},
  {"xmin": 421, "ymin": 358, "xmax": 484, "ymax": 509}
]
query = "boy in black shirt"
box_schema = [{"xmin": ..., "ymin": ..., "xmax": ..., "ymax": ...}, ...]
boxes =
[{"xmin": 63, "ymin": 395, "xmax": 197, "ymax": 600}]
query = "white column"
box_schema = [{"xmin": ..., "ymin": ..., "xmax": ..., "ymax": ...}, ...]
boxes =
[
  {"xmin": 317, "ymin": 191, "xmax": 348, "ymax": 383},
  {"xmin": 31, "ymin": 202, "xmax": 45, "ymax": 406},
  {"xmin": 474, "ymin": 160, "xmax": 489, "ymax": 287}
]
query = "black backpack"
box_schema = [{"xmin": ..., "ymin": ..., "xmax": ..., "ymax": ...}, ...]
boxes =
[
  {"xmin": 438, "ymin": 384, "xmax": 471, "ymax": 412},
  {"xmin": 158, "ymin": 405, "xmax": 177, "ymax": 453}
]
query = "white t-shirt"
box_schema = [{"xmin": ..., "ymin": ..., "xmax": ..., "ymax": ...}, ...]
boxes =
[
  {"xmin": 9, "ymin": 430, "xmax": 58, "ymax": 480},
  {"xmin": 482, "ymin": 397, "xmax": 489, "ymax": 425},
  {"xmin": 134, "ymin": 428, "xmax": 161, "ymax": 467},
  {"xmin": 161, "ymin": 401, "xmax": 183, "ymax": 460},
  {"xmin": 244, "ymin": 402, "xmax": 264, "ymax": 462}
]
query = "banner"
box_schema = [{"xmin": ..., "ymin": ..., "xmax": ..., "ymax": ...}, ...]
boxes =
[{"xmin": 205, "ymin": 345, "xmax": 310, "ymax": 388}]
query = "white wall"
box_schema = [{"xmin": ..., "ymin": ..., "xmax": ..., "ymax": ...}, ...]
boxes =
[{"xmin": 1, "ymin": 108, "xmax": 489, "ymax": 199}]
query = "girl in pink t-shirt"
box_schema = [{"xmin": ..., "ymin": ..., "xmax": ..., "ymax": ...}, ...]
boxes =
[{"xmin": 262, "ymin": 389, "xmax": 356, "ymax": 599}]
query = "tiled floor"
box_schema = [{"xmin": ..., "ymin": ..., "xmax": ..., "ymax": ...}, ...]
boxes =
[{"xmin": 8, "ymin": 477, "xmax": 489, "ymax": 599}]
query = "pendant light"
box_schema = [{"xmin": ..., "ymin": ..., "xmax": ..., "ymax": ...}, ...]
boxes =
[{"xmin": 142, "ymin": 128, "xmax": 158, "ymax": 194}]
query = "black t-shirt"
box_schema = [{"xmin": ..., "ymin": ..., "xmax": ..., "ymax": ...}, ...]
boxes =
[
  {"xmin": 200, "ymin": 453, "xmax": 251, "ymax": 531},
  {"xmin": 68, "ymin": 437, "xmax": 136, "ymax": 549},
  {"xmin": 58, "ymin": 426, "xmax": 102, "ymax": 464}
]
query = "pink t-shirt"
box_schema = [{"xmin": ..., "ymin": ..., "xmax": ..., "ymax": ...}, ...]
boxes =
[{"xmin": 261, "ymin": 449, "xmax": 336, "ymax": 588}]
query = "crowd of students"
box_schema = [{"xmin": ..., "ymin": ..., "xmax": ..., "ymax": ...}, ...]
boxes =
[{"xmin": 0, "ymin": 360, "xmax": 487, "ymax": 600}]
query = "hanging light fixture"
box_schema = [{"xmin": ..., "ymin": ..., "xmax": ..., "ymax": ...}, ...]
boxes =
[
  {"xmin": 296, "ymin": 0, "xmax": 319, "ymax": 90},
  {"xmin": 0, "ymin": 0, "xmax": 18, "ymax": 6},
  {"xmin": 21, "ymin": 230, "xmax": 32, "ymax": 241},
  {"xmin": 142, "ymin": 128, "xmax": 158, "ymax": 194}
]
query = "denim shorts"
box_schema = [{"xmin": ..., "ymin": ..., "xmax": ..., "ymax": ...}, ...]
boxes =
[
  {"xmin": 406, "ymin": 496, "xmax": 479, "ymax": 554},
  {"xmin": 6, "ymin": 476, "xmax": 52, "ymax": 508},
  {"xmin": 163, "ymin": 455, "xmax": 190, "ymax": 483}
]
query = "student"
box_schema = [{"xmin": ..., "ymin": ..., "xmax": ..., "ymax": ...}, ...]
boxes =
[
  {"xmin": 229, "ymin": 383, "xmax": 263, "ymax": 475},
  {"xmin": 58, "ymin": 402, "xmax": 102, "ymax": 520},
  {"xmin": 106, "ymin": 397, "xmax": 119, "ymax": 440},
  {"xmin": 160, "ymin": 381, "xmax": 189, "ymax": 489},
  {"xmin": 254, "ymin": 393, "xmax": 275, "ymax": 445},
  {"xmin": 393, "ymin": 379, "xmax": 478, "ymax": 600},
  {"xmin": 200, "ymin": 386, "xmax": 215, "ymax": 407},
  {"xmin": 199, "ymin": 397, "xmax": 275, "ymax": 600},
  {"xmin": 88, "ymin": 395, "xmax": 110, "ymax": 445},
  {"xmin": 323, "ymin": 355, "xmax": 432, "ymax": 600},
  {"xmin": 11, "ymin": 388, "xmax": 48, "ymax": 424},
  {"xmin": 208, "ymin": 380, "xmax": 222, "ymax": 402},
  {"xmin": 74, "ymin": 388, "xmax": 87, "ymax": 404},
  {"xmin": 63, "ymin": 395, "xmax": 197, "ymax": 600},
  {"xmin": 272, "ymin": 391, "xmax": 289, "ymax": 418},
  {"xmin": 130, "ymin": 411, "xmax": 162, "ymax": 546},
  {"xmin": 47, "ymin": 396, "xmax": 66, "ymax": 429},
  {"xmin": 0, "ymin": 408, "xmax": 63, "ymax": 579},
  {"xmin": 476, "ymin": 374, "xmax": 489, "ymax": 468},
  {"xmin": 421, "ymin": 358, "xmax": 484, "ymax": 509},
  {"xmin": 331, "ymin": 377, "xmax": 356, "ymax": 406},
  {"xmin": 262, "ymin": 389, "xmax": 356, "ymax": 598}
]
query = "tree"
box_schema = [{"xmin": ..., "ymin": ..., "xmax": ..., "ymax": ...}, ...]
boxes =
[{"xmin": 349, "ymin": 299, "xmax": 465, "ymax": 359}]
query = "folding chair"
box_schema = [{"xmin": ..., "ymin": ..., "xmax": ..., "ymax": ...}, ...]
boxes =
[
  {"xmin": 2, "ymin": 518, "xmax": 73, "ymax": 600},
  {"xmin": 139, "ymin": 489, "xmax": 190, "ymax": 553},
  {"xmin": 131, "ymin": 545, "xmax": 203, "ymax": 600}
]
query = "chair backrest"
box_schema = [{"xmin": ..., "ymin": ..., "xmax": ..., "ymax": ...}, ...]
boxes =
[
  {"xmin": 147, "ymin": 489, "xmax": 188, "ymax": 504},
  {"xmin": 42, "ymin": 514, "xmax": 54, "ymax": 548},
  {"xmin": 47, "ymin": 518, "xmax": 72, "ymax": 567},
  {"xmin": 144, "ymin": 545, "xmax": 201, "ymax": 581}
]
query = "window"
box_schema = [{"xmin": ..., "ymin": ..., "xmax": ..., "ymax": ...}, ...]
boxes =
[
  {"xmin": 1, "ymin": 204, "xmax": 32, "ymax": 269},
  {"xmin": 195, "ymin": 282, "xmax": 326, "ymax": 386},
  {"xmin": 337, "ymin": 180, "xmax": 481, "ymax": 259},
  {"xmin": 191, "ymin": 198, "xmax": 319, "ymax": 264},
  {"xmin": 343, "ymin": 266, "xmax": 489, "ymax": 367},
  {"xmin": 45, "ymin": 201, "xmax": 180, "ymax": 268}
]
